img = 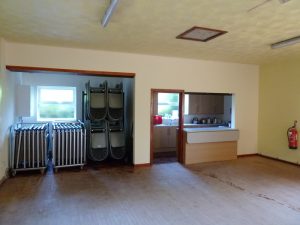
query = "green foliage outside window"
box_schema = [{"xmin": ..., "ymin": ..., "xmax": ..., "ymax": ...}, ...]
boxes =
[
  {"xmin": 39, "ymin": 103, "xmax": 75, "ymax": 118},
  {"xmin": 157, "ymin": 93, "xmax": 179, "ymax": 118},
  {"xmin": 37, "ymin": 86, "xmax": 76, "ymax": 121}
]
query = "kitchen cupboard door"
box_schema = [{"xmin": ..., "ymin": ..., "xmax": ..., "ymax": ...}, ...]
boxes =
[
  {"xmin": 199, "ymin": 95, "xmax": 224, "ymax": 114},
  {"xmin": 188, "ymin": 94, "xmax": 199, "ymax": 115},
  {"xmin": 197, "ymin": 95, "xmax": 212, "ymax": 114},
  {"xmin": 214, "ymin": 95, "xmax": 224, "ymax": 114},
  {"xmin": 154, "ymin": 126, "xmax": 169, "ymax": 148},
  {"xmin": 188, "ymin": 94, "xmax": 224, "ymax": 115},
  {"xmin": 168, "ymin": 126, "xmax": 177, "ymax": 148}
]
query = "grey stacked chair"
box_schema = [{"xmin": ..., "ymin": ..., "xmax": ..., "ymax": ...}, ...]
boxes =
[
  {"xmin": 107, "ymin": 83, "xmax": 124, "ymax": 121},
  {"xmin": 107, "ymin": 83, "xmax": 126, "ymax": 160},
  {"xmin": 86, "ymin": 81, "xmax": 107, "ymax": 121},
  {"xmin": 87, "ymin": 120, "xmax": 109, "ymax": 161},
  {"xmin": 10, "ymin": 123, "xmax": 48, "ymax": 176},
  {"xmin": 84, "ymin": 81, "xmax": 127, "ymax": 162},
  {"xmin": 108, "ymin": 121, "xmax": 126, "ymax": 160},
  {"xmin": 85, "ymin": 81, "xmax": 110, "ymax": 162}
]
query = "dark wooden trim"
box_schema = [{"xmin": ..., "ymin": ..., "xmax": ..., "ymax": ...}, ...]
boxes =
[
  {"xmin": 150, "ymin": 89, "xmax": 185, "ymax": 165},
  {"xmin": 176, "ymin": 26, "xmax": 227, "ymax": 42},
  {"xmin": 237, "ymin": 153, "xmax": 258, "ymax": 158},
  {"xmin": 6, "ymin": 65, "xmax": 135, "ymax": 78},
  {"xmin": 258, "ymin": 153, "xmax": 300, "ymax": 167},
  {"xmin": 150, "ymin": 90, "xmax": 154, "ymax": 165},
  {"xmin": 133, "ymin": 163, "xmax": 151, "ymax": 168},
  {"xmin": 151, "ymin": 89, "xmax": 185, "ymax": 93},
  {"xmin": 185, "ymin": 92, "xmax": 232, "ymax": 96},
  {"xmin": 178, "ymin": 91, "xmax": 185, "ymax": 164}
]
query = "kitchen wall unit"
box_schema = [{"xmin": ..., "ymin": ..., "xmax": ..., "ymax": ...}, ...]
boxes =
[
  {"xmin": 188, "ymin": 94, "xmax": 224, "ymax": 114},
  {"xmin": 154, "ymin": 125, "xmax": 177, "ymax": 151}
]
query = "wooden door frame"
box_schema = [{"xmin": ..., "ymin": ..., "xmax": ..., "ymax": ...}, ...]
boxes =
[{"xmin": 150, "ymin": 89, "xmax": 185, "ymax": 165}]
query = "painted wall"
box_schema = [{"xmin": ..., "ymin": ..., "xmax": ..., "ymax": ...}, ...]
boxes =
[
  {"xmin": 259, "ymin": 58, "xmax": 300, "ymax": 164},
  {"xmin": 4, "ymin": 41, "xmax": 259, "ymax": 164},
  {"xmin": 0, "ymin": 39, "xmax": 15, "ymax": 181}
]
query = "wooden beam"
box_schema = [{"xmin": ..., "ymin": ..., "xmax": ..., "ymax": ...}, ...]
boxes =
[{"xmin": 6, "ymin": 65, "xmax": 135, "ymax": 78}]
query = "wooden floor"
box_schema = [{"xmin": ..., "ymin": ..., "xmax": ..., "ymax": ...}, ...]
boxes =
[{"xmin": 1, "ymin": 156, "xmax": 300, "ymax": 225}]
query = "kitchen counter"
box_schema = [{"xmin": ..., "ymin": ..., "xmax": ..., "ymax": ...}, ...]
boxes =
[
  {"xmin": 154, "ymin": 123, "xmax": 228, "ymax": 128},
  {"xmin": 154, "ymin": 124, "xmax": 179, "ymax": 127},
  {"xmin": 184, "ymin": 127, "xmax": 237, "ymax": 133},
  {"xmin": 183, "ymin": 127, "xmax": 239, "ymax": 165},
  {"xmin": 184, "ymin": 127, "xmax": 239, "ymax": 144}
]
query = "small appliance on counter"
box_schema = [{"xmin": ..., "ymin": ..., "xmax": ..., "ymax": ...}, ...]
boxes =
[
  {"xmin": 192, "ymin": 117, "xmax": 199, "ymax": 124},
  {"xmin": 153, "ymin": 115, "xmax": 163, "ymax": 125},
  {"xmin": 199, "ymin": 118, "xmax": 207, "ymax": 124}
]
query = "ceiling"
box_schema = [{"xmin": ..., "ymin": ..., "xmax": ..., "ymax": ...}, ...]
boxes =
[{"xmin": 1, "ymin": 0, "xmax": 300, "ymax": 65}]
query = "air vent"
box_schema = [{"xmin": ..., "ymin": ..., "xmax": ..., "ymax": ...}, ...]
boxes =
[{"xmin": 176, "ymin": 26, "xmax": 227, "ymax": 42}]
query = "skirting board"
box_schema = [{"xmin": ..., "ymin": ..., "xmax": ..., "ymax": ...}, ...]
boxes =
[
  {"xmin": 237, "ymin": 153, "xmax": 258, "ymax": 157},
  {"xmin": 258, "ymin": 153, "xmax": 300, "ymax": 167},
  {"xmin": 134, "ymin": 163, "xmax": 151, "ymax": 168}
]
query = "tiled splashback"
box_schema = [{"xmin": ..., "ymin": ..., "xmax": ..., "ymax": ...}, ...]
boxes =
[
  {"xmin": 162, "ymin": 118, "xmax": 179, "ymax": 125},
  {"xmin": 184, "ymin": 114, "xmax": 228, "ymax": 124}
]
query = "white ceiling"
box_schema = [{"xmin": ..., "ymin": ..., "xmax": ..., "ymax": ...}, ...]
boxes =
[{"xmin": 1, "ymin": 0, "xmax": 300, "ymax": 65}]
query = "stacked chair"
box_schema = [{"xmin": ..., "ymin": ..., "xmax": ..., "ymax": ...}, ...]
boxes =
[
  {"xmin": 10, "ymin": 121, "xmax": 86, "ymax": 175},
  {"xmin": 52, "ymin": 121, "xmax": 86, "ymax": 172},
  {"xmin": 84, "ymin": 81, "xmax": 126, "ymax": 162},
  {"xmin": 10, "ymin": 123, "xmax": 49, "ymax": 176}
]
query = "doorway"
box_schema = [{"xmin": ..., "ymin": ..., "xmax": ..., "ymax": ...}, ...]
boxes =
[{"xmin": 150, "ymin": 89, "xmax": 184, "ymax": 164}]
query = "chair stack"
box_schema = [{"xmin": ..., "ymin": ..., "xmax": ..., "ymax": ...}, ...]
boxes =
[
  {"xmin": 10, "ymin": 123, "xmax": 48, "ymax": 176},
  {"xmin": 84, "ymin": 81, "xmax": 126, "ymax": 162},
  {"xmin": 52, "ymin": 121, "xmax": 86, "ymax": 172}
]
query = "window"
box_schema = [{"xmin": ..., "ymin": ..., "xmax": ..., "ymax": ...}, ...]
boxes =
[
  {"xmin": 184, "ymin": 94, "xmax": 189, "ymax": 115},
  {"xmin": 157, "ymin": 93, "xmax": 179, "ymax": 118},
  {"xmin": 37, "ymin": 86, "xmax": 76, "ymax": 121}
]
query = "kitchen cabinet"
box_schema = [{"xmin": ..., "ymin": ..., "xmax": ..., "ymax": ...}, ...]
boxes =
[
  {"xmin": 154, "ymin": 126, "xmax": 177, "ymax": 149},
  {"xmin": 188, "ymin": 94, "xmax": 199, "ymax": 115},
  {"xmin": 188, "ymin": 94, "xmax": 224, "ymax": 114}
]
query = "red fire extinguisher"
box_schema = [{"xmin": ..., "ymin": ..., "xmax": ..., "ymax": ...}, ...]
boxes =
[{"xmin": 287, "ymin": 120, "xmax": 298, "ymax": 149}]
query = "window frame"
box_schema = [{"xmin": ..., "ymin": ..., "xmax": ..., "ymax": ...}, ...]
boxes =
[{"xmin": 36, "ymin": 86, "xmax": 77, "ymax": 122}]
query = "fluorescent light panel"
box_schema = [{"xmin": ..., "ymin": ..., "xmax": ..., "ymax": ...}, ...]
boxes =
[
  {"xmin": 271, "ymin": 36, "xmax": 300, "ymax": 49},
  {"xmin": 101, "ymin": 0, "xmax": 120, "ymax": 27}
]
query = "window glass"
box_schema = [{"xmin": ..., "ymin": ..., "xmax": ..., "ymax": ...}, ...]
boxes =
[
  {"xmin": 157, "ymin": 93, "xmax": 179, "ymax": 118},
  {"xmin": 184, "ymin": 94, "xmax": 189, "ymax": 115},
  {"xmin": 37, "ymin": 86, "xmax": 76, "ymax": 121}
]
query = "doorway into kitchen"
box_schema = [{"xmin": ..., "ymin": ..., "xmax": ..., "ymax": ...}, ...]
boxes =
[{"xmin": 150, "ymin": 89, "xmax": 184, "ymax": 164}]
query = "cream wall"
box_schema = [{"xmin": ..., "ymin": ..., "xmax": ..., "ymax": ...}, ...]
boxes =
[
  {"xmin": 0, "ymin": 39, "xmax": 15, "ymax": 181},
  {"xmin": 4, "ymin": 41, "xmax": 259, "ymax": 164},
  {"xmin": 259, "ymin": 58, "xmax": 300, "ymax": 164}
]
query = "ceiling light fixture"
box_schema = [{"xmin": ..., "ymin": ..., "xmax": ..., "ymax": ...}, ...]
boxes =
[
  {"xmin": 271, "ymin": 35, "xmax": 300, "ymax": 49},
  {"xmin": 247, "ymin": 0, "xmax": 291, "ymax": 12},
  {"xmin": 101, "ymin": 0, "xmax": 120, "ymax": 28},
  {"xmin": 176, "ymin": 26, "xmax": 227, "ymax": 42}
]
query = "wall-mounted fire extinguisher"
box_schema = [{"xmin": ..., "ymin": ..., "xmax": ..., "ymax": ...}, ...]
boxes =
[{"xmin": 287, "ymin": 120, "xmax": 298, "ymax": 150}]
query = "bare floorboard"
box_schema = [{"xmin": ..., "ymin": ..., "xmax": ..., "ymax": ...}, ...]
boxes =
[{"xmin": 0, "ymin": 156, "xmax": 300, "ymax": 225}]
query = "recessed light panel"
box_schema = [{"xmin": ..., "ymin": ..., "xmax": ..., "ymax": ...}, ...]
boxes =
[{"xmin": 176, "ymin": 26, "xmax": 227, "ymax": 42}]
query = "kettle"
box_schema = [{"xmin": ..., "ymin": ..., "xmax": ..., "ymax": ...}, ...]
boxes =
[
  {"xmin": 153, "ymin": 115, "xmax": 163, "ymax": 125},
  {"xmin": 192, "ymin": 117, "xmax": 199, "ymax": 124}
]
